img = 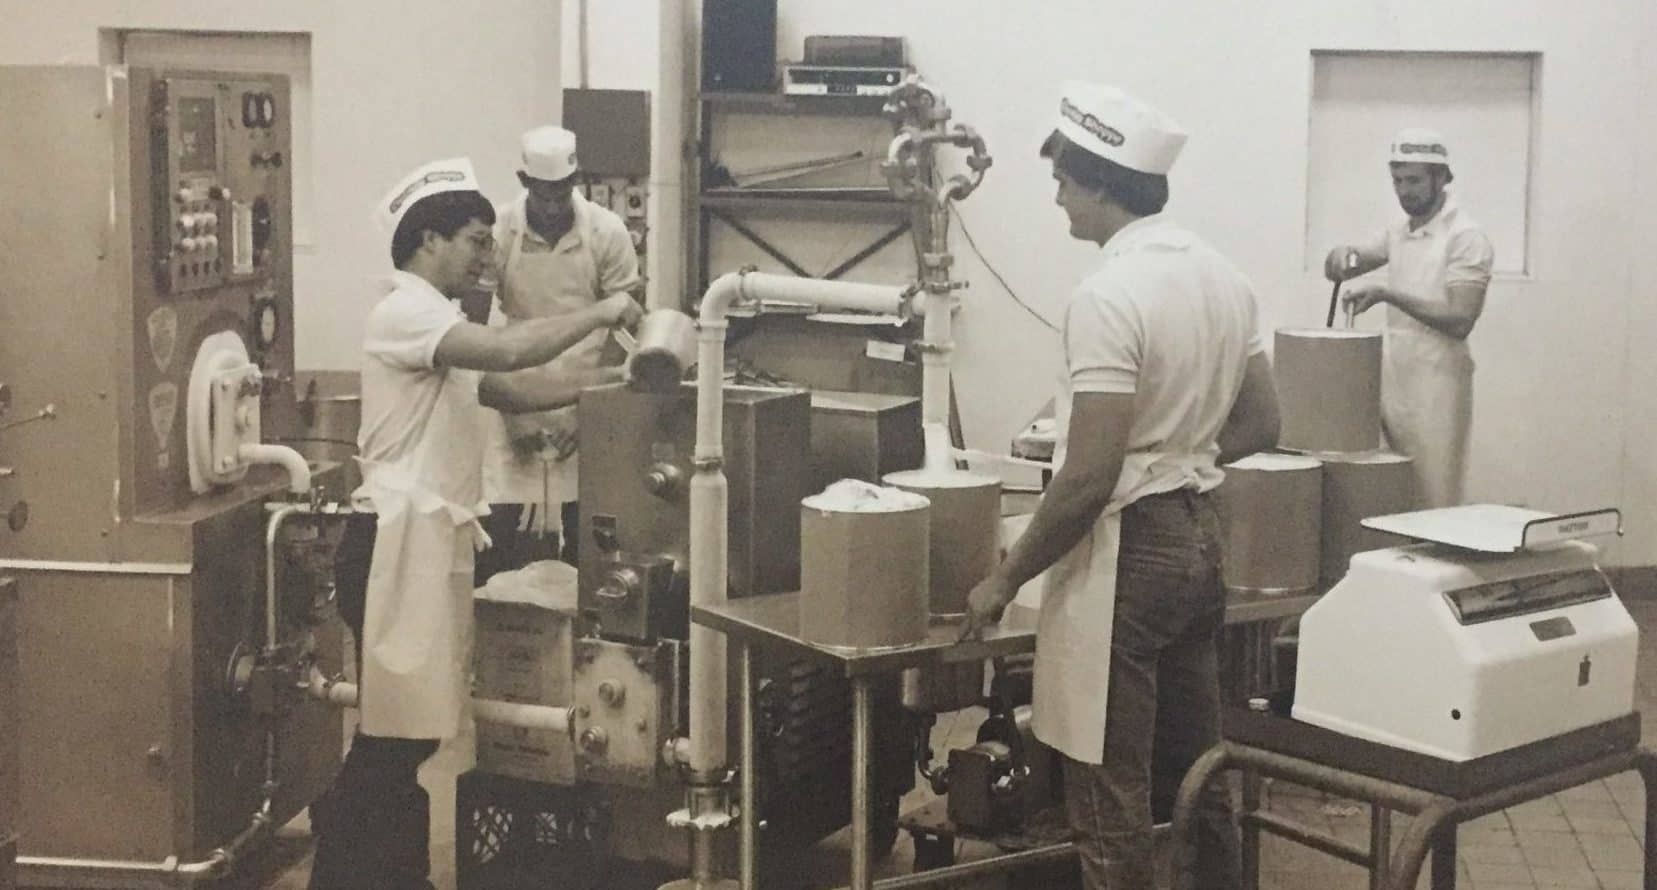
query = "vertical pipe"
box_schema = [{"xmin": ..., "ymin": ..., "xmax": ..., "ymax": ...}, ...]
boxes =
[
  {"xmin": 647, "ymin": 0, "xmax": 690, "ymax": 309},
  {"xmin": 740, "ymin": 643, "xmax": 757, "ymax": 890},
  {"xmin": 851, "ymin": 678, "xmax": 873, "ymax": 890},
  {"xmin": 687, "ymin": 311, "xmax": 730, "ymax": 774},
  {"xmin": 264, "ymin": 505, "xmax": 304, "ymax": 653}
]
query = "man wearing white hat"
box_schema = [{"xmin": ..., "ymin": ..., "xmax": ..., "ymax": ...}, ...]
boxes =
[
  {"xmin": 965, "ymin": 82, "xmax": 1277, "ymax": 889},
  {"xmin": 476, "ymin": 124, "xmax": 642, "ymax": 581},
  {"xmin": 307, "ymin": 157, "xmax": 641, "ymax": 889},
  {"xmin": 1325, "ymin": 127, "xmax": 1495, "ymax": 508}
]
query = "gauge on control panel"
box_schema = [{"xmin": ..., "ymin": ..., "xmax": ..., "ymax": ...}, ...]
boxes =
[{"xmin": 250, "ymin": 295, "xmax": 281, "ymax": 358}]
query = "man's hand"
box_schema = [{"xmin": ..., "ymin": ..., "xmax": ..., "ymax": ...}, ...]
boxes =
[
  {"xmin": 1324, "ymin": 246, "xmax": 1360, "ymax": 283},
  {"xmin": 962, "ymin": 573, "xmax": 1017, "ymax": 641},
  {"xmin": 538, "ymin": 409, "xmax": 579, "ymax": 460},
  {"xmin": 599, "ymin": 293, "xmax": 644, "ymax": 329},
  {"xmin": 1341, "ymin": 284, "xmax": 1389, "ymax": 317}
]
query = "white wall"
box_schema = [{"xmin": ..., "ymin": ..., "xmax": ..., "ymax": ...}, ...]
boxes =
[
  {"xmin": 7, "ymin": 1, "xmax": 1654, "ymax": 564},
  {"xmin": 0, "ymin": 0, "xmax": 562, "ymax": 374},
  {"xmin": 1625, "ymin": 0, "xmax": 1657, "ymax": 563},
  {"xmin": 575, "ymin": 0, "xmax": 1655, "ymax": 563}
]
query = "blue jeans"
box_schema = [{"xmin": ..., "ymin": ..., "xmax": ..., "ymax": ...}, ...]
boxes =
[{"xmin": 1061, "ymin": 489, "xmax": 1241, "ymax": 890}]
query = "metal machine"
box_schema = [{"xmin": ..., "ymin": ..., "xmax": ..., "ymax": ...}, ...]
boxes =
[
  {"xmin": 0, "ymin": 65, "xmax": 345, "ymax": 886},
  {"xmin": 558, "ymin": 381, "xmax": 912, "ymax": 868},
  {"xmin": 1294, "ymin": 505, "xmax": 1637, "ymax": 761}
]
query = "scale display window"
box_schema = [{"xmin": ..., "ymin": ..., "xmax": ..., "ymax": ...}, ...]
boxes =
[{"xmin": 1442, "ymin": 568, "xmax": 1611, "ymax": 626}]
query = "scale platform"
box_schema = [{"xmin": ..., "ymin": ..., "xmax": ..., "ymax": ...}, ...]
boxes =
[{"xmin": 1361, "ymin": 504, "xmax": 1622, "ymax": 553}]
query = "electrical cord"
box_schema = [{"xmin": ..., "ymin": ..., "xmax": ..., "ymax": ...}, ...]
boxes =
[{"xmin": 947, "ymin": 203, "xmax": 1060, "ymax": 333}]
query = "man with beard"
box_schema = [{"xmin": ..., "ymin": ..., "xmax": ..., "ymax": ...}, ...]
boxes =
[
  {"xmin": 476, "ymin": 124, "xmax": 642, "ymax": 581},
  {"xmin": 1325, "ymin": 127, "xmax": 1495, "ymax": 507}
]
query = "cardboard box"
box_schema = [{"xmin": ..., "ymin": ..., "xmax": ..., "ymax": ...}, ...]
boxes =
[
  {"xmin": 473, "ymin": 599, "xmax": 577, "ymax": 785},
  {"xmin": 809, "ymin": 390, "xmax": 922, "ymax": 490}
]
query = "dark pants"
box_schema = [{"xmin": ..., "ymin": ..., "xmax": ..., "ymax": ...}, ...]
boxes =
[
  {"xmin": 473, "ymin": 501, "xmax": 579, "ymax": 587},
  {"xmin": 311, "ymin": 513, "xmax": 439, "ymax": 890},
  {"xmin": 1061, "ymin": 489, "xmax": 1241, "ymax": 890}
]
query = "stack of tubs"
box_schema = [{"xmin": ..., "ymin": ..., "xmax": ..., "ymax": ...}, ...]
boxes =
[{"xmin": 1214, "ymin": 328, "xmax": 1417, "ymax": 697}]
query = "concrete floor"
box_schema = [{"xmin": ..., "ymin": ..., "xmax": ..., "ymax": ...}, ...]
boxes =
[{"xmin": 235, "ymin": 598, "xmax": 1657, "ymax": 890}]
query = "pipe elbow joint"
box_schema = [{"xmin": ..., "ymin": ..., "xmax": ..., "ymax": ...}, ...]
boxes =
[{"xmin": 239, "ymin": 443, "xmax": 312, "ymax": 494}]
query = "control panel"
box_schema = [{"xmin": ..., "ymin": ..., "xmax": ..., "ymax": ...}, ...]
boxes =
[{"xmin": 151, "ymin": 77, "xmax": 285, "ymax": 296}]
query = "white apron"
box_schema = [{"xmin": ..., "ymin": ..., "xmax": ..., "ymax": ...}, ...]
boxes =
[
  {"xmin": 357, "ymin": 367, "xmax": 489, "ymax": 739},
  {"xmin": 1030, "ymin": 376, "xmax": 1125, "ymax": 765},
  {"xmin": 483, "ymin": 195, "xmax": 609, "ymax": 516},
  {"xmin": 1382, "ymin": 236, "xmax": 1475, "ymax": 509}
]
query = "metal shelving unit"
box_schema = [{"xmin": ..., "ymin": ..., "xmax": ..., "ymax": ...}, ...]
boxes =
[{"xmin": 691, "ymin": 91, "xmax": 911, "ymax": 288}]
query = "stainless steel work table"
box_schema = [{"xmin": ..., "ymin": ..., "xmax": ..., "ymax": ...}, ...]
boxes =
[
  {"xmin": 693, "ymin": 592, "xmax": 1038, "ymax": 890},
  {"xmin": 694, "ymin": 589, "xmax": 1324, "ymax": 889}
]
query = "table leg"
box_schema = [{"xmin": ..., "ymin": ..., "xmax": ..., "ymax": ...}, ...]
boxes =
[
  {"xmin": 1430, "ymin": 826, "xmax": 1457, "ymax": 890},
  {"xmin": 1386, "ymin": 802, "xmax": 1452, "ymax": 890},
  {"xmin": 1633, "ymin": 749, "xmax": 1657, "ymax": 890},
  {"xmin": 852, "ymin": 676, "xmax": 872, "ymax": 890},
  {"xmin": 1369, "ymin": 804, "xmax": 1391, "ymax": 890},
  {"xmin": 1241, "ymin": 768, "xmax": 1261, "ymax": 890},
  {"xmin": 1171, "ymin": 745, "xmax": 1233, "ymax": 890},
  {"xmin": 740, "ymin": 643, "xmax": 757, "ymax": 890}
]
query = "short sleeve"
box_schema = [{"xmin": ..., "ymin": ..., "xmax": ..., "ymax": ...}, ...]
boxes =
[
  {"xmin": 1244, "ymin": 288, "xmax": 1266, "ymax": 356},
  {"xmin": 1444, "ymin": 228, "xmax": 1495, "ymax": 288},
  {"xmin": 593, "ymin": 213, "xmax": 642, "ymax": 298},
  {"xmin": 1064, "ymin": 284, "xmax": 1141, "ymax": 394},
  {"xmin": 364, "ymin": 290, "xmax": 464, "ymax": 372},
  {"xmin": 1362, "ymin": 226, "xmax": 1391, "ymax": 264}
]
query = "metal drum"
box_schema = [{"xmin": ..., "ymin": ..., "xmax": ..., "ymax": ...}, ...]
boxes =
[
  {"xmin": 881, "ymin": 469, "xmax": 1000, "ymax": 617},
  {"xmin": 1218, "ymin": 453, "xmax": 1323, "ymax": 595},
  {"xmin": 798, "ymin": 485, "xmax": 930, "ymax": 649},
  {"xmin": 293, "ymin": 371, "xmax": 362, "ymax": 493},
  {"xmin": 1275, "ymin": 329, "xmax": 1382, "ymax": 453},
  {"xmin": 1318, "ymin": 450, "xmax": 1416, "ymax": 586}
]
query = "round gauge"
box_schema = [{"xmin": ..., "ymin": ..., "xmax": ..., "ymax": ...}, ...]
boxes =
[{"xmin": 252, "ymin": 298, "xmax": 281, "ymax": 352}]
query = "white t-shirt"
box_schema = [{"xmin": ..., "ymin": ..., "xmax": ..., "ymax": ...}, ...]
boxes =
[
  {"xmin": 1362, "ymin": 191, "xmax": 1495, "ymax": 339},
  {"xmin": 1063, "ymin": 215, "xmax": 1264, "ymax": 506},
  {"xmin": 355, "ymin": 270, "xmax": 485, "ymax": 514}
]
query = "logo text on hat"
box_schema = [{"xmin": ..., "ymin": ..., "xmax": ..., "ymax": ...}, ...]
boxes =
[
  {"xmin": 1396, "ymin": 142, "xmax": 1447, "ymax": 158},
  {"xmin": 1061, "ymin": 98, "xmax": 1125, "ymax": 147},
  {"xmin": 388, "ymin": 170, "xmax": 468, "ymax": 214}
]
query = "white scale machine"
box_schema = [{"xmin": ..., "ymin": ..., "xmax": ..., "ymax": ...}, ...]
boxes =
[{"xmin": 1294, "ymin": 505, "xmax": 1637, "ymax": 762}]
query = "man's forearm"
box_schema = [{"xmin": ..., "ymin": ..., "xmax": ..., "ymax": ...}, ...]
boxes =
[
  {"xmin": 996, "ymin": 468, "xmax": 1117, "ymax": 590},
  {"xmin": 1381, "ymin": 287, "xmax": 1476, "ymax": 339},
  {"xmin": 504, "ymin": 305, "xmax": 613, "ymax": 367},
  {"xmin": 481, "ymin": 365, "xmax": 623, "ymax": 413}
]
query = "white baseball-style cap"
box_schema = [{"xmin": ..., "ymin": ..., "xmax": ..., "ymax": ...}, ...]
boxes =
[
  {"xmin": 520, "ymin": 125, "xmax": 580, "ymax": 182},
  {"xmin": 374, "ymin": 157, "xmax": 480, "ymax": 237},
  {"xmin": 1389, "ymin": 127, "xmax": 1450, "ymax": 166},
  {"xmin": 1054, "ymin": 81, "xmax": 1188, "ymax": 175}
]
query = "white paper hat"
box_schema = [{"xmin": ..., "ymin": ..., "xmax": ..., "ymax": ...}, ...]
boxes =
[
  {"xmin": 1388, "ymin": 127, "xmax": 1450, "ymax": 166},
  {"xmin": 520, "ymin": 125, "xmax": 580, "ymax": 182},
  {"xmin": 374, "ymin": 157, "xmax": 480, "ymax": 237},
  {"xmin": 1055, "ymin": 81, "xmax": 1187, "ymax": 175}
]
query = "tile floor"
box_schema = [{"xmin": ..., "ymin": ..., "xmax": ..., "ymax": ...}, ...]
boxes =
[{"xmin": 235, "ymin": 597, "xmax": 1657, "ymax": 889}]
